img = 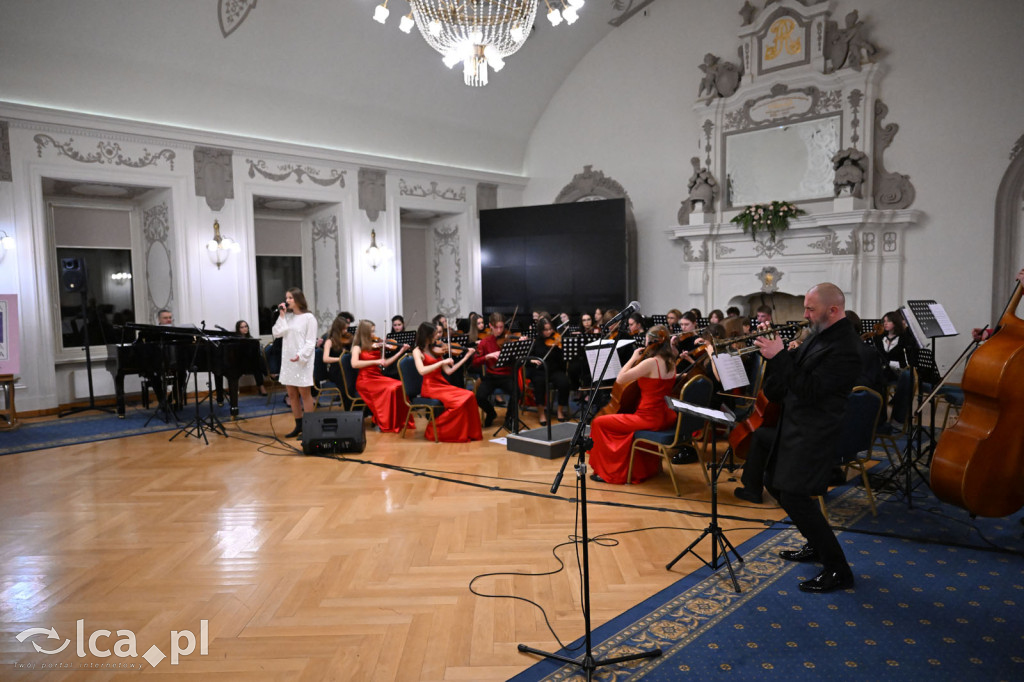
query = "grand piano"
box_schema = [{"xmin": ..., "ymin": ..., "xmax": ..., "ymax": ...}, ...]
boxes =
[{"xmin": 107, "ymin": 323, "xmax": 262, "ymax": 419}]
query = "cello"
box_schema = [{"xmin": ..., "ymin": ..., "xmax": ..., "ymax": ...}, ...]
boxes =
[{"xmin": 930, "ymin": 273, "xmax": 1024, "ymax": 517}]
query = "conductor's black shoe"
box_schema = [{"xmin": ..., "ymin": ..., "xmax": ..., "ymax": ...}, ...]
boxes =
[
  {"xmin": 733, "ymin": 486, "xmax": 763, "ymax": 504},
  {"xmin": 589, "ymin": 473, "xmax": 605, "ymax": 483},
  {"xmin": 779, "ymin": 544, "xmax": 819, "ymax": 562},
  {"xmin": 827, "ymin": 467, "xmax": 848, "ymax": 487},
  {"xmin": 483, "ymin": 411, "xmax": 496, "ymax": 428},
  {"xmin": 799, "ymin": 567, "xmax": 855, "ymax": 593}
]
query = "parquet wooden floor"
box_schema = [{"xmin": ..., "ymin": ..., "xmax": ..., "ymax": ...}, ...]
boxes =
[{"xmin": 0, "ymin": 410, "xmax": 785, "ymax": 680}]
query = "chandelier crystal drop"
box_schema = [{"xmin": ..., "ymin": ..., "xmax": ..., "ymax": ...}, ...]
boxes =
[{"xmin": 373, "ymin": 1, "xmax": 584, "ymax": 86}]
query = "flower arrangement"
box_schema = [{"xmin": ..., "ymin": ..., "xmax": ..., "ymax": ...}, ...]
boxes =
[{"xmin": 730, "ymin": 201, "xmax": 806, "ymax": 242}]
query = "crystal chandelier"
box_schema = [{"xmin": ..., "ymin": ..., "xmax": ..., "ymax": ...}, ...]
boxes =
[{"xmin": 373, "ymin": 0, "xmax": 586, "ymax": 86}]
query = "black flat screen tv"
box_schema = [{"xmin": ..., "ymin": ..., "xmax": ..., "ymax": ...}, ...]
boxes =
[{"xmin": 479, "ymin": 198, "xmax": 630, "ymax": 318}]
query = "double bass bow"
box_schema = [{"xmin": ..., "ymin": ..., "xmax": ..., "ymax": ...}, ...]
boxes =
[{"xmin": 930, "ymin": 271, "xmax": 1024, "ymax": 517}]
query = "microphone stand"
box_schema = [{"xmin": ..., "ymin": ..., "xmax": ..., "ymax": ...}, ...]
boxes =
[{"xmin": 518, "ymin": 323, "xmax": 661, "ymax": 678}]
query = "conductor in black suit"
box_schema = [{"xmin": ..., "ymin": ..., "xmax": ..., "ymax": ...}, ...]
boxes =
[{"xmin": 754, "ymin": 282, "xmax": 862, "ymax": 593}]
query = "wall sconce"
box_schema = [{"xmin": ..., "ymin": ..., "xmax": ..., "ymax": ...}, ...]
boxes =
[
  {"xmin": 110, "ymin": 272, "xmax": 132, "ymax": 284},
  {"xmin": 365, "ymin": 229, "xmax": 392, "ymax": 270},
  {"xmin": 0, "ymin": 230, "xmax": 14, "ymax": 263},
  {"xmin": 206, "ymin": 219, "xmax": 240, "ymax": 269}
]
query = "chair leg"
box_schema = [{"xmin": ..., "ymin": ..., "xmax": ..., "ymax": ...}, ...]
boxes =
[
  {"xmin": 856, "ymin": 464, "xmax": 878, "ymax": 516},
  {"xmin": 661, "ymin": 447, "xmax": 681, "ymax": 496}
]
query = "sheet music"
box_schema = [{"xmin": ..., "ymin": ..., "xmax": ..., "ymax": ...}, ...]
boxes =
[
  {"xmin": 585, "ymin": 339, "xmax": 635, "ymax": 382},
  {"xmin": 667, "ymin": 398, "xmax": 736, "ymax": 424},
  {"xmin": 711, "ymin": 353, "xmax": 750, "ymax": 391},
  {"xmin": 927, "ymin": 303, "xmax": 958, "ymax": 336},
  {"xmin": 901, "ymin": 306, "xmax": 928, "ymax": 347}
]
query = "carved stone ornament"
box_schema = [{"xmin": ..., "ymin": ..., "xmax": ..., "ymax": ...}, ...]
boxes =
[
  {"xmin": 246, "ymin": 159, "xmax": 345, "ymax": 187},
  {"xmin": 219, "ymin": 0, "xmax": 258, "ymax": 38},
  {"xmin": 679, "ymin": 157, "xmax": 718, "ymax": 223},
  {"xmin": 358, "ymin": 168, "xmax": 387, "ymax": 222},
  {"xmin": 34, "ymin": 134, "xmax": 175, "ymax": 170},
  {"xmin": 194, "ymin": 147, "xmax": 234, "ymax": 212},
  {"xmin": 872, "ymin": 100, "xmax": 915, "ymax": 210},
  {"xmin": 757, "ymin": 266, "xmax": 784, "ymax": 294},
  {"xmin": 398, "ymin": 179, "xmax": 466, "ymax": 201},
  {"xmin": 698, "ymin": 48, "xmax": 745, "ymax": 101},
  {"xmin": 832, "ymin": 147, "xmax": 868, "ymax": 199},
  {"xmin": 0, "ymin": 121, "xmax": 11, "ymax": 182},
  {"xmin": 823, "ymin": 10, "xmax": 878, "ymax": 74},
  {"xmin": 554, "ymin": 165, "xmax": 633, "ymax": 209}
]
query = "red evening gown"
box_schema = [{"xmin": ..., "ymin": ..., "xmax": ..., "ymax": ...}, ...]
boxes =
[
  {"xmin": 355, "ymin": 349, "xmax": 413, "ymax": 433},
  {"xmin": 420, "ymin": 354, "xmax": 483, "ymax": 443},
  {"xmin": 589, "ymin": 373, "xmax": 677, "ymax": 484}
]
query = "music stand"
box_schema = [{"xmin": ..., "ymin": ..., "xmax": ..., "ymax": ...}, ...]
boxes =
[
  {"xmin": 493, "ymin": 337, "xmax": 533, "ymax": 436},
  {"xmin": 170, "ymin": 327, "xmax": 227, "ymax": 444},
  {"xmin": 664, "ymin": 398, "xmax": 744, "ymax": 592},
  {"xmin": 895, "ymin": 301, "xmax": 958, "ymax": 506}
]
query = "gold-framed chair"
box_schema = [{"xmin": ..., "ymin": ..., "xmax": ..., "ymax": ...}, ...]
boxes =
[
  {"xmin": 874, "ymin": 367, "xmax": 918, "ymax": 469},
  {"xmin": 397, "ymin": 355, "xmax": 446, "ymax": 442},
  {"xmin": 338, "ymin": 352, "xmax": 367, "ymax": 414},
  {"xmin": 315, "ymin": 379, "xmax": 343, "ymax": 410},
  {"xmin": 816, "ymin": 385, "xmax": 884, "ymax": 520},
  {"xmin": 627, "ymin": 375, "xmax": 713, "ymax": 496}
]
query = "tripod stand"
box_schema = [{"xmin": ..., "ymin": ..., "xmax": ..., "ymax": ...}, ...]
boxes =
[
  {"xmin": 170, "ymin": 332, "xmax": 227, "ymax": 443},
  {"xmin": 59, "ymin": 289, "xmax": 113, "ymax": 418},
  {"xmin": 517, "ymin": 325, "xmax": 661, "ymax": 678},
  {"xmin": 665, "ymin": 402, "xmax": 743, "ymax": 592},
  {"xmin": 491, "ymin": 337, "xmax": 532, "ymax": 437}
]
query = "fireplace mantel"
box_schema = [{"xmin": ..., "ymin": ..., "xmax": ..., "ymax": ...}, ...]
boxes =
[{"xmin": 666, "ymin": 208, "xmax": 922, "ymax": 317}]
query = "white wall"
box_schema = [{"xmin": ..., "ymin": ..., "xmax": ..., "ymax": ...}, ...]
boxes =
[{"xmin": 522, "ymin": 0, "xmax": 1024, "ymax": 372}]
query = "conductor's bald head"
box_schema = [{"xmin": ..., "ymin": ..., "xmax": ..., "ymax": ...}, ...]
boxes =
[{"xmin": 804, "ymin": 283, "xmax": 846, "ymax": 333}]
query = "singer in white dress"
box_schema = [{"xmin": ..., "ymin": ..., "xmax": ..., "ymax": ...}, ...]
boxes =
[{"xmin": 272, "ymin": 287, "xmax": 319, "ymax": 437}]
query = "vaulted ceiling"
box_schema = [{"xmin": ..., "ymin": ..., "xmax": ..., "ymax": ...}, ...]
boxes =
[{"xmin": 1, "ymin": 0, "xmax": 656, "ymax": 174}]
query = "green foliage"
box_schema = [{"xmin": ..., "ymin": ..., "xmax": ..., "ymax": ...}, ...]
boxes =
[{"xmin": 730, "ymin": 201, "xmax": 806, "ymax": 242}]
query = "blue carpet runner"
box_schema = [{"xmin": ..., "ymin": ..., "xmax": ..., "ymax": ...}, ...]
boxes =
[
  {"xmin": 514, "ymin": 481, "xmax": 1024, "ymax": 681},
  {"xmin": 0, "ymin": 394, "xmax": 285, "ymax": 456}
]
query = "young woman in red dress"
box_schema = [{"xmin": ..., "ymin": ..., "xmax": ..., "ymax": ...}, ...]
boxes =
[
  {"xmin": 589, "ymin": 324, "xmax": 678, "ymax": 485},
  {"xmin": 412, "ymin": 322, "xmax": 482, "ymax": 442},
  {"xmin": 344, "ymin": 320, "xmax": 412, "ymax": 433}
]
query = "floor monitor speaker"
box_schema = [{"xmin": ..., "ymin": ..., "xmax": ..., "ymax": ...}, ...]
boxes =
[{"xmin": 302, "ymin": 411, "xmax": 366, "ymax": 455}]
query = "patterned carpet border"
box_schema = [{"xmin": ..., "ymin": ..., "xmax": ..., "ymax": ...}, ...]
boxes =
[{"xmin": 521, "ymin": 486, "xmax": 882, "ymax": 681}]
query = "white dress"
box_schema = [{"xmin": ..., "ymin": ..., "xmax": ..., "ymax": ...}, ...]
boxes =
[{"xmin": 272, "ymin": 312, "xmax": 319, "ymax": 387}]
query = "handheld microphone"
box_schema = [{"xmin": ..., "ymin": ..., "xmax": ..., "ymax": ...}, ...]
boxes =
[
  {"xmin": 278, "ymin": 304, "xmax": 287, "ymax": 312},
  {"xmin": 601, "ymin": 301, "xmax": 641, "ymax": 330}
]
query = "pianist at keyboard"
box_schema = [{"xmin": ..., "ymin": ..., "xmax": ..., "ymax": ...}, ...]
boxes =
[{"xmin": 272, "ymin": 287, "xmax": 319, "ymax": 438}]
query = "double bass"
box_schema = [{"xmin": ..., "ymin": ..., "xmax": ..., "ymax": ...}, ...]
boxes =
[{"xmin": 930, "ymin": 275, "xmax": 1024, "ymax": 517}]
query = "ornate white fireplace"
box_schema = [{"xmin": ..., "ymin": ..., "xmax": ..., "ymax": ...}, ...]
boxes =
[{"xmin": 668, "ymin": 208, "xmax": 921, "ymax": 317}]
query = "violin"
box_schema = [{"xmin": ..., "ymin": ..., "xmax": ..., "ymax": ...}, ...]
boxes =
[
  {"xmin": 861, "ymin": 321, "xmax": 884, "ymax": 341},
  {"xmin": 544, "ymin": 332, "xmax": 562, "ymax": 348}
]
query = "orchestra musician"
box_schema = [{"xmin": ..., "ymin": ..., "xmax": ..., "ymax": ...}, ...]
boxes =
[
  {"xmin": 526, "ymin": 317, "xmax": 571, "ymax": 424},
  {"xmin": 347, "ymin": 320, "xmax": 413, "ymax": 433},
  {"xmin": 234, "ymin": 320, "xmax": 268, "ymax": 396},
  {"xmin": 321, "ymin": 317, "xmax": 350, "ymax": 392},
  {"xmin": 588, "ymin": 324, "xmax": 678, "ymax": 485},
  {"xmin": 473, "ymin": 312, "xmax": 518, "ymax": 428},
  {"xmin": 873, "ymin": 310, "xmax": 918, "ymax": 382},
  {"xmin": 708, "ymin": 309, "xmax": 726, "ymax": 325},
  {"xmin": 626, "ymin": 312, "xmax": 646, "ymax": 337},
  {"xmin": 578, "ymin": 312, "xmax": 599, "ymax": 336},
  {"xmin": 751, "ymin": 282, "xmax": 861, "ymax": 593},
  {"xmin": 666, "ymin": 308, "xmax": 683, "ymax": 330},
  {"xmin": 272, "ymin": 287, "xmax": 319, "ymax": 438},
  {"xmin": 157, "ymin": 309, "xmax": 173, "ymax": 326},
  {"xmin": 413, "ymin": 322, "xmax": 481, "ymax": 442},
  {"xmin": 391, "ymin": 315, "xmax": 405, "ymax": 333}
]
